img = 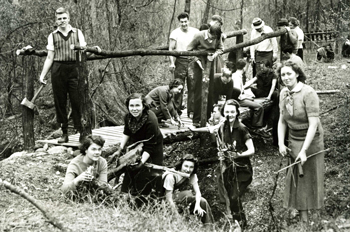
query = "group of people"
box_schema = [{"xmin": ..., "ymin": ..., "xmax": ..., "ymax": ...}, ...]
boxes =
[
  {"xmin": 44, "ymin": 7, "xmax": 324, "ymax": 229},
  {"xmin": 61, "ymin": 60, "xmax": 325, "ymax": 228}
]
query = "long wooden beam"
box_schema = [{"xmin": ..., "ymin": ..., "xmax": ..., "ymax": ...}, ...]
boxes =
[{"xmin": 17, "ymin": 29, "xmax": 286, "ymax": 60}]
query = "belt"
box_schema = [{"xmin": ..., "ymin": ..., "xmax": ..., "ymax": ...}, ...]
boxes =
[
  {"xmin": 256, "ymin": 50, "xmax": 272, "ymax": 54},
  {"xmin": 53, "ymin": 61, "xmax": 76, "ymax": 64}
]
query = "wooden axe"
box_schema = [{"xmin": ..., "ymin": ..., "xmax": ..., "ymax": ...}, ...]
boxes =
[{"xmin": 21, "ymin": 84, "xmax": 45, "ymax": 110}]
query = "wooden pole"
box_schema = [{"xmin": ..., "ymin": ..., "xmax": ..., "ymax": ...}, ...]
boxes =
[
  {"xmin": 76, "ymin": 51, "xmax": 92, "ymax": 142},
  {"xmin": 22, "ymin": 56, "xmax": 35, "ymax": 150}
]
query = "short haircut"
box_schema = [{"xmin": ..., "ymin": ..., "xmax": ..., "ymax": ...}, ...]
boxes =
[
  {"xmin": 174, "ymin": 154, "xmax": 198, "ymax": 174},
  {"xmin": 225, "ymin": 61, "xmax": 235, "ymax": 71},
  {"xmin": 222, "ymin": 67, "xmax": 232, "ymax": 77},
  {"xmin": 55, "ymin": 7, "xmax": 69, "ymax": 17},
  {"xmin": 220, "ymin": 99, "xmax": 240, "ymax": 118},
  {"xmin": 236, "ymin": 58, "xmax": 247, "ymax": 70},
  {"xmin": 277, "ymin": 60, "xmax": 307, "ymax": 85},
  {"xmin": 125, "ymin": 93, "xmax": 149, "ymax": 113},
  {"xmin": 211, "ymin": 15, "xmax": 223, "ymax": 26},
  {"xmin": 288, "ymin": 17, "xmax": 299, "ymax": 27},
  {"xmin": 209, "ymin": 23, "xmax": 222, "ymax": 37},
  {"xmin": 79, "ymin": 135, "xmax": 105, "ymax": 155},
  {"xmin": 199, "ymin": 24, "xmax": 210, "ymax": 31},
  {"xmin": 282, "ymin": 47, "xmax": 294, "ymax": 54},
  {"xmin": 177, "ymin": 12, "xmax": 189, "ymax": 21},
  {"xmin": 169, "ymin": 78, "xmax": 184, "ymax": 90}
]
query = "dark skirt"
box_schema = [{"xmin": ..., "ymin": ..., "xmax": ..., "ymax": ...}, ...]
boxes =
[{"xmin": 283, "ymin": 128, "xmax": 325, "ymax": 210}]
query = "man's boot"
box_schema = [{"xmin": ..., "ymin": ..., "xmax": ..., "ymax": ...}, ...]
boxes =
[{"xmin": 58, "ymin": 124, "xmax": 69, "ymax": 143}]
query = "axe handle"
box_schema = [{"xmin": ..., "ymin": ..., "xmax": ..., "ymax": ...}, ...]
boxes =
[{"xmin": 31, "ymin": 84, "xmax": 45, "ymax": 102}]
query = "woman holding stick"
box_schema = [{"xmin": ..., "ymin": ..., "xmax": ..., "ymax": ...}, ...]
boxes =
[
  {"xmin": 216, "ymin": 99, "xmax": 255, "ymax": 228},
  {"xmin": 112, "ymin": 93, "xmax": 164, "ymax": 204},
  {"xmin": 277, "ymin": 61, "xmax": 325, "ymax": 223}
]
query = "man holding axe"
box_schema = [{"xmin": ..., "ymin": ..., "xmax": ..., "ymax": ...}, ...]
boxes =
[{"xmin": 38, "ymin": 7, "xmax": 99, "ymax": 143}]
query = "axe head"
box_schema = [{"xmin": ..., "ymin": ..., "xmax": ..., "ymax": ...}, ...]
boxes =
[{"xmin": 21, "ymin": 98, "xmax": 36, "ymax": 109}]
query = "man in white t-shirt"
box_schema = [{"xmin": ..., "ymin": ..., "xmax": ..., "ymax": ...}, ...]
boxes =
[{"xmin": 169, "ymin": 12, "xmax": 199, "ymax": 117}]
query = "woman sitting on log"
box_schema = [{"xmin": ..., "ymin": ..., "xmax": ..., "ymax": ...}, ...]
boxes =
[
  {"xmin": 277, "ymin": 61, "xmax": 325, "ymax": 224},
  {"xmin": 216, "ymin": 99, "xmax": 255, "ymax": 228},
  {"xmin": 61, "ymin": 135, "xmax": 108, "ymax": 194},
  {"xmin": 112, "ymin": 93, "xmax": 164, "ymax": 205}
]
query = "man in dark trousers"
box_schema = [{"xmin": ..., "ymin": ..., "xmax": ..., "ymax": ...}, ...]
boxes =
[
  {"xmin": 169, "ymin": 12, "xmax": 199, "ymax": 118},
  {"xmin": 39, "ymin": 7, "xmax": 99, "ymax": 143},
  {"xmin": 187, "ymin": 23, "xmax": 224, "ymax": 127}
]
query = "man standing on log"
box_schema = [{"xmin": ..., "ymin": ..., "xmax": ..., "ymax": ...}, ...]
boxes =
[
  {"xmin": 39, "ymin": 7, "xmax": 87, "ymax": 143},
  {"xmin": 169, "ymin": 12, "xmax": 199, "ymax": 118},
  {"xmin": 187, "ymin": 23, "xmax": 224, "ymax": 127},
  {"xmin": 250, "ymin": 18, "xmax": 278, "ymax": 77}
]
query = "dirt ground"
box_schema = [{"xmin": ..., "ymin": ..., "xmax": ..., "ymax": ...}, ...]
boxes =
[{"xmin": 0, "ymin": 53, "xmax": 349, "ymax": 231}]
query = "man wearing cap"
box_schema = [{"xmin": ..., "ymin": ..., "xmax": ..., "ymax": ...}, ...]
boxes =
[
  {"xmin": 39, "ymin": 7, "xmax": 99, "ymax": 143},
  {"xmin": 169, "ymin": 12, "xmax": 199, "ymax": 118},
  {"xmin": 250, "ymin": 18, "xmax": 278, "ymax": 77},
  {"xmin": 277, "ymin": 18, "xmax": 298, "ymax": 55}
]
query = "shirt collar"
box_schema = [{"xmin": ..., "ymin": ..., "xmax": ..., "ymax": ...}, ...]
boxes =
[
  {"xmin": 204, "ymin": 30, "xmax": 209, "ymax": 40},
  {"xmin": 283, "ymin": 82, "xmax": 304, "ymax": 93},
  {"xmin": 53, "ymin": 24, "xmax": 76, "ymax": 34}
]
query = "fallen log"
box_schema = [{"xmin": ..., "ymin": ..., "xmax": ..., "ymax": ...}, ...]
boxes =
[
  {"xmin": 315, "ymin": 90, "xmax": 340, "ymax": 94},
  {"xmin": 107, "ymin": 143, "xmax": 143, "ymax": 181},
  {"xmin": 0, "ymin": 179, "xmax": 71, "ymax": 232},
  {"xmin": 144, "ymin": 163, "xmax": 190, "ymax": 178}
]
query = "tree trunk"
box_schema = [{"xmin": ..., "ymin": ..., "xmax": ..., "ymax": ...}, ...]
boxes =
[
  {"xmin": 184, "ymin": 0, "xmax": 191, "ymax": 14},
  {"xmin": 76, "ymin": 51, "xmax": 93, "ymax": 141},
  {"xmin": 22, "ymin": 56, "xmax": 35, "ymax": 151},
  {"xmin": 201, "ymin": 0, "xmax": 211, "ymax": 25}
]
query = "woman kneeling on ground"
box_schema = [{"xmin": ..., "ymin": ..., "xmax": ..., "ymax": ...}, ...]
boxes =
[
  {"xmin": 163, "ymin": 154, "xmax": 214, "ymax": 225},
  {"xmin": 61, "ymin": 135, "xmax": 108, "ymax": 194},
  {"xmin": 216, "ymin": 99, "xmax": 255, "ymax": 228}
]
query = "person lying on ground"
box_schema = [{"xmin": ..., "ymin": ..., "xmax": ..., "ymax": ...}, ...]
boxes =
[
  {"xmin": 145, "ymin": 79, "xmax": 184, "ymax": 128},
  {"xmin": 61, "ymin": 135, "xmax": 108, "ymax": 194},
  {"xmin": 162, "ymin": 154, "xmax": 214, "ymax": 225}
]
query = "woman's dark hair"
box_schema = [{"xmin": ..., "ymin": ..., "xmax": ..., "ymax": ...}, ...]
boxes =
[
  {"xmin": 125, "ymin": 93, "xmax": 149, "ymax": 113},
  {"xmin": 288, "ymin": 17, "xmax": 299, "ymax": 27},
  {"xmin": 199, "ymin": 24, "xmax": 210, "ymax": 31},
  {"xmin": 79, "ymin": 135, "xmax": 105, "ymax": 155},
  {"xmin": 169, "ymin": 78, "xmax": 184, "ymax": 90},
  {"xmin": 209, "ymin": 23, "xmax": 222, "ymax": 39},
  {"xmin": 174, "ymin": 154, "xmax": 198, "ymax": 174},
  {"xmin": 177, "ymin": 12, "xmax": 189, "ymax": 21},
  {"xmin": 277, "ymin": 60, "xmax": 307, "ymax": 85},
  {"xmin": 236, "ymin": 58, "xmax": 247, "ymax": 70},
  {"xmin": 220, "ymin": 99, "xmax": 240, "ymax": 118}
]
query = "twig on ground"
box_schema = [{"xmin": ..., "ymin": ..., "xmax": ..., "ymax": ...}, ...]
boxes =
[{"xmin": 0, "ymin": 179, "xmax": 71, "ymax": 232}]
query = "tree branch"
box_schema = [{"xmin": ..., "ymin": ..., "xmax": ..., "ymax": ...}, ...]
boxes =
[{"xmin": 0, "ymin": 179, "xmax": 71, "ymax": 232}]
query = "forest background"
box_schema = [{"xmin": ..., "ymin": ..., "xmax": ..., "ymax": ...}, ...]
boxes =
[
  {"xmin": 0, "ymin": 0, "xmax": 349, "ymax": 157},
  {"xmin": 0, "ymin": 0, "xmax": 349, "ymax": 231}
]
